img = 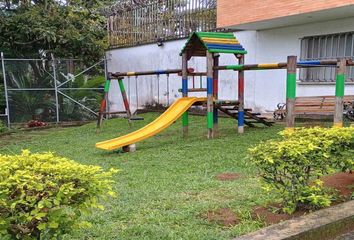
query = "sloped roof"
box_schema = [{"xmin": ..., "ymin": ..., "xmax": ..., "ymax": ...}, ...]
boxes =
[{"xmin": 180, "ymin": 32, "xmax": 247, "ymax": 58}]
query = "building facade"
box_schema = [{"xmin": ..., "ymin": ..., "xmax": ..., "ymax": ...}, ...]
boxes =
[{"xmin": 106, "ymin": 1, "xmax": 354, "ymax": 113}]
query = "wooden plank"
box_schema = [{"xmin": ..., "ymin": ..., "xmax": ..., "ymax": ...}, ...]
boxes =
[
  {"xmin": 295, "ymin": 109, "xmax": 335, "ymax": 113},
  {"xmin": 216, "ymin": 106, "xmax": 257, "ymax": 127},
  {"xmin": 244, "ymin": 111, "xmax": 273, "ymax": 126},
  {"xmin": 295, "ymin": 106, "xmax": 336, "ymax": 109},
  {"xmin": 288, "ymin": 94, "xmax": 354, "ymax": 118},
  {"xmin": 296, "ymin": 95, "xmax": 354, "ymax": 99},
  {"xmin": 187, "ymin": 88, "xmax": 207, "ymax": 92},
  {"xmin": 295, "ymin": 102, "xmax": 336, "ymax": 106}
]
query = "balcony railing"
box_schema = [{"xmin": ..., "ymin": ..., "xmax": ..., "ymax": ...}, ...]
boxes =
[{"xmin": 107, "ymin": 0, "xmax": 217, "ymax": 49}]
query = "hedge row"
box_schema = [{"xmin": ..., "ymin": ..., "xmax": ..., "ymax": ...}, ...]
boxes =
[
  {"xmin": 249, "ymin": 127, "xmax": 354, "ymax": 213},
  {"xmin": 0, "ymin": 150, "xmax": 118, "ymax": 239}
]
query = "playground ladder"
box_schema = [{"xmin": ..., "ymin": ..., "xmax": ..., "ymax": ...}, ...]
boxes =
[{"xmin": 216, "ymin": 102, "xmax": 274, "ymax": 127}]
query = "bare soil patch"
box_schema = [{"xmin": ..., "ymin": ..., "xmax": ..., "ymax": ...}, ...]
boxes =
[
  {"xmin": 215, "ymin": 173, "xmax": 241, "ymax": 181},
  {"xmin": 252, "ymin": 172, "xmax": 354, "ymax": 225},
  {"xmin": 0, "ymin": 134, "xmax": 32, "ymax": 147},
  {"xmin": 252, "ymin": 205, "xmax": 306, "ymax": 225},
  {"xmin": 204, "ymin": 208, "xmax": 240, "ymax": 227},
  {"xmin": 322, "ymin": 172, "xmax": 354, "ymax": 198}
]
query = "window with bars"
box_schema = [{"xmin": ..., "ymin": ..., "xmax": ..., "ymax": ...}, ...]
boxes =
[{"xmin": 300, "ymin": 32, "xmax": 354, "ymax": 83}]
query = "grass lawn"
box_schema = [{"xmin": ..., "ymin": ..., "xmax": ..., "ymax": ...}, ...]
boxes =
[{"xmin": 0, "ymin": 113, "xmax": 285, "ymax": 240}]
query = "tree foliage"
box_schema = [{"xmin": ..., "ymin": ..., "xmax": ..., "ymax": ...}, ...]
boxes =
[{"xmin": 0, "ymin": 0, "xmax": 114, "ymax": 62}]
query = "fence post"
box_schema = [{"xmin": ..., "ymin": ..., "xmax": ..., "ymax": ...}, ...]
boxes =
[
  {"xmin": 51, "ymin": 54, "xmax": 60, "ymax": 123},
  {"xmin": 1, "ymin": 52, "xmax": 10, "ymax": 128},
  {"xmin": 334, "ymin": 58, "xmax": 346, "ymax": 128},
  {"xmin": 286, "ymin": 56, "xmax": 297, "ymax": 129}
]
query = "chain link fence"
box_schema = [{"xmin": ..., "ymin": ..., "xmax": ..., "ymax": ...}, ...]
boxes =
[{"xmin": 0, "ymin": 53, "xmax": 107, "ymax": 128}]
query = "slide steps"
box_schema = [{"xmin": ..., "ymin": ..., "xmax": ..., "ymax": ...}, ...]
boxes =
[{"xmin": 217, "ymin": 104, "xmax": 274, "ymax": 127}]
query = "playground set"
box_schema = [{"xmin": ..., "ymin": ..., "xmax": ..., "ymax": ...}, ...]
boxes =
[{"xmin": 96, "ymin": 32, "xmax": 352, "ymax": 151}]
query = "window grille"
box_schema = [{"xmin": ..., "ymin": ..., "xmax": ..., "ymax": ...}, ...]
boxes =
[
  {"xmin": 107, "ymin": 0, "xmax": 217, "ymax": 49},
  {"xmin": 300, "ymin": 32, "xmax": 354, "ymax": 83}
]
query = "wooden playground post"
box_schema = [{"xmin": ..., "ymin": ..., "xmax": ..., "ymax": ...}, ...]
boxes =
[
  {"xmin": 117, "ymin": 77, "xmax": 132, "ymax": 119},
  {"xmin": 207, "ymin": 52, "xmax": 214, "ymax": 139},
  {"xmin": 181, "ymin": 53, "xmax": 189, "ymax": 137},
  {"xmin": 237, "ymin": 54, "xmax": 245, "ymax": 133},
  {"xmin": 213, "ymin": 54, "xmax": 220, "ymax": 137},
  {"xmin": 286, "ymin": 56, "xmax": 297, "ymax": 129},
  {"xmin": 96, "ymin": 79, "xmax": 111, "ymax": 130},
  {"xmin": 334, "ymin": 58, "xmax": 346, "ymax": 128}
]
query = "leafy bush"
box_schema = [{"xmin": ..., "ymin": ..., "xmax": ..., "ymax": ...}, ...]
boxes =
[
  {"xmin": 249, "ymin": 127, "xmax": 354, "ymax": 214},
  {"xmin": 0, "ymin": 121, "xmax": 6, "ymax": 133},
  {"xmin": 0, "ymin": 83, "xmax": 5, "ymax": 113},
  {"xmin": 0, "ymin": 150, "xmax": 118, "ymax": 239}
]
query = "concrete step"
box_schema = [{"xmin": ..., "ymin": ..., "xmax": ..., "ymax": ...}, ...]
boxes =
[
  {"xmin": 334, "ymin": 231, "xmax": 354, "ymax": 240},
  {"xmin": 234, "ymin": 200, "xmax": 354, "ymax": 240}
]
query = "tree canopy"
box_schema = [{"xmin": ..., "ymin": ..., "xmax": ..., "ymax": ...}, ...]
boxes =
[{"xmin": 0, "ymin": 0, "xmax": 115, "ymax": 62}]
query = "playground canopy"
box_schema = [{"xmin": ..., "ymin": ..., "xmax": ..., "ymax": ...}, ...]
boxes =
[{"xmin": 180, "ymin": 32, "xmax": 247, "ymax": 59}]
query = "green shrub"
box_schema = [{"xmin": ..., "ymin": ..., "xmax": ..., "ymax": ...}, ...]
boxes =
[
  {"xmin": 0, "ymin": 83, "xmax": 5, "ymax": 112},
  {"xmin": 249, "ymin": 127, "xmax": 354, "ymax": 214},
  {"xmin": 0, "ymin": 150, "xmax": 118, "ymax": 239},
  {"xmin": 0, "ymin": 121, "xmax": 6, "ymax": 133}
]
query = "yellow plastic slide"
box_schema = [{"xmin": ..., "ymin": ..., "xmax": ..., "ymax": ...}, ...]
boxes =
[{"xmin": 96, "ymin": 97, "xmax": 207, "ymax": 150}]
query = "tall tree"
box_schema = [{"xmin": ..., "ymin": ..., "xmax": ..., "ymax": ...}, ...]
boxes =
[
  {"xmin": 0, "ymin": 0, "xmax": 115, "ymax": 122},
  {"xmin": 0, "ymin": 0, "xmax": 114, "ymax": 62}
]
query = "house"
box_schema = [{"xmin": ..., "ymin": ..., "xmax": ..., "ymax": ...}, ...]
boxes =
[{"xmin": 106, "ymin": 0, "xmax": 354, "ymax": 114}]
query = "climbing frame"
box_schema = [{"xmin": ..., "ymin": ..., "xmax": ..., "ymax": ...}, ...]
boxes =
[{"xmin": 180, "ymin": 31, "xmax": 250, "ymax": 137}]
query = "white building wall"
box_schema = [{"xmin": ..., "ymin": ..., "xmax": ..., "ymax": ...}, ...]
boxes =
[
  {"xmin": 254, "ymin": 16, "xmax": 354, "ymax": 112},
  {"xmin": 106, "ymin": 17, "xmax": 354, "ymax": 113}
]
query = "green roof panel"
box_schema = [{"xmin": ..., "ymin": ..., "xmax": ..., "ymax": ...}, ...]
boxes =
[{"xmin": 180, "ymin": 32, "xmax": 247, "ymax": 56}]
